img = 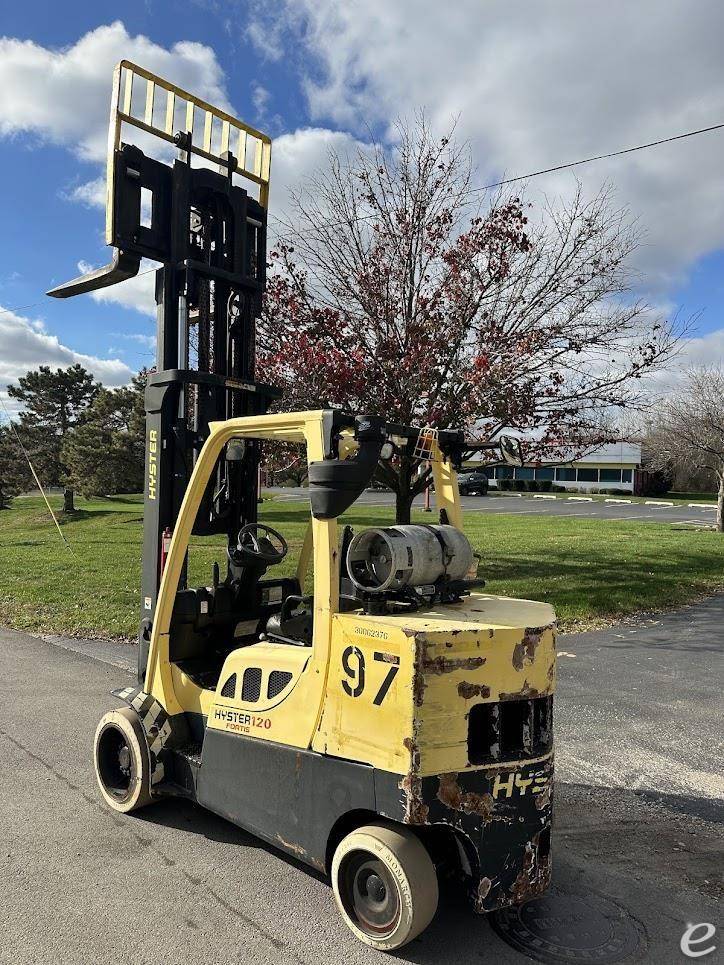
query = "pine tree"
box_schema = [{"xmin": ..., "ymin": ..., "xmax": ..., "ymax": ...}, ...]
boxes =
[
  {"xmin": 62, "ymin": 371, "xmax": 147, "ymax": 498},
  {"xmin": 0, "ymin": 426, "xmax": 32, "ymax": 509},
  {"xmin": 7, "ymin": 364, "xmax": 100, "ymax": 512}
]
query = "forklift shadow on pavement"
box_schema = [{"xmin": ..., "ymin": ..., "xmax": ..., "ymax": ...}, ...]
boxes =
[
  {"xmin": 116, "ymin": 776, "xmax": 724, "ymax": 963},
  {"xmin": 126, "ymin": 776, "xmax": 724, "ymax": 965},
  {"xmin": 134, "ymin": 795, "xmax": 328, "ymax": 880}
]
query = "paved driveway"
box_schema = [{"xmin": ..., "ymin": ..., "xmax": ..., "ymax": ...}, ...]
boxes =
[
  {"xmin": 267, "ymin": 487, "xmax": 719, "ymax": 527},
  {"xmin": 2, "ymin": 598, "xmax": 722, "ymax": 963}
]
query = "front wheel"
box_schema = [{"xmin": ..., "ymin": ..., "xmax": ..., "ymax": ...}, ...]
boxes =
[
  {"xmin": 94, "ymin": 706, "xmax": 153, "ymax": 813},
  {"xmin": 332, "ymin": 822, "xmax": 438, "ymax": 950}
]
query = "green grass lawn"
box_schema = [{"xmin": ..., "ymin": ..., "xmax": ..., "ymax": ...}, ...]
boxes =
[{"xmin": 2, "ymin": 493, "xmax": 724, "ymax": 639}]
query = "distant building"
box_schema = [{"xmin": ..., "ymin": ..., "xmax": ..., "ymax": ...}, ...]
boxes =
[{"xmin": 481, "ymin": 441, "xmax": 643, "ymax": 493}]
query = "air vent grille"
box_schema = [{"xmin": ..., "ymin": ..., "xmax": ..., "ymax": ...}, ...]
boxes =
[
  {"xmin": 267, "ymin": 671, "xmax": 293, "ymax": 699},
  {"xmin": 220, "ymin": 673, "xmax": 237, "ymax": 698},
  {"xmin": 241, "ymin": 667, "xmax": 262, "ymax": 702}
]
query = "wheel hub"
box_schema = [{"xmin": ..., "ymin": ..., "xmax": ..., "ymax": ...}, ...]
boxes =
[
  {"xmin": 97, "ymin": 724, "xmax": 134, "ymax": 801},
  {"xmin": 343, "ymin": 854, "xmax": 400, "ymax": 936},
  {"xmin": 117, "ymin": 745, "xmax": 131, "ymax": 774},
  {"xmin": 365, "ymin": 873, "xmax": 386, "ymax": 903}
]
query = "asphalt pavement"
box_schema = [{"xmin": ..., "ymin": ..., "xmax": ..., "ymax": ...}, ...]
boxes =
[
  {"xmin": 1, "ymin": 601, "xmax": 723, "ymax": 964},
  {"xmin": 267, "ymin": 487, "xmax": 719, "ymax": 527}
]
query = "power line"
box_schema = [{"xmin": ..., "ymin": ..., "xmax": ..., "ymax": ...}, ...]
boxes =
[
  {"xmin": 0, "ymin": 264, "xmax": 159, "ymax": 322},
  {"xmin": 269, "ymin": 119, "xmax": 724, "ymax": 235},
  {"xmin": 3, "ymin": 121, "xmax": 723, "ymax": 317},
  {"xmin": 0, "ymin": 300, "xmax": 44, "ymax": 320},
  {"xmin": 472, "ymin": 120, "xmax": 724, "ymax": 195}
]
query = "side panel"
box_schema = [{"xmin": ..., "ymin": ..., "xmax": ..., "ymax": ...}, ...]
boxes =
[
  {"xmin": 196, "ymin": 729, "xmax": 375, "ymax": 871},
  {"xmin": 205, "ymin": 642, "xmax": 315, "ymax": 747},
  {"xmin": 312, "ymin": 614, "xmax": 414, "ymax": 773}
]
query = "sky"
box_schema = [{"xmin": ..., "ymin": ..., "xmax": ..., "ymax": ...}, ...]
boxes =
[{"xmin": 1, "ymin": 1, "xmax": 724, "ymax": 415}]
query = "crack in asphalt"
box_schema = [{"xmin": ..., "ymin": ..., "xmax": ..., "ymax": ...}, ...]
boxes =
[{"xmin": 0, "ymin": 725, "xmax": 307, "ymax": 964}]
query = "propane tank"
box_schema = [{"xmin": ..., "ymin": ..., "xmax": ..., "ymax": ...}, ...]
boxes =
[{"xmin": 346, "ymin": 524, "xmax": 474, "ymax": 593}]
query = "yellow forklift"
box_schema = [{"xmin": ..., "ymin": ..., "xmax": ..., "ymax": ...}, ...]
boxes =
[{"xmin": 50, "ymin": 63, "xmax": 556, "ymax": 951}]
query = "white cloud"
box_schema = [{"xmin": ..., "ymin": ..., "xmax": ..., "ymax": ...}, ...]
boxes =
[
  {"xmin": 65, "ymin": 178, "xmax": 106, "ymax": 208},
  {"xmin": 248, "ymin": 1, "xmax": 724, "ymax": 293},
  {"xmin": 245, "ymin": 15, "xmax": 285, "ymax": 62},
  {"xmin": 269, "ymin": 127, "xmax": 367, "ymax": 218},
  {"xmin": 0, "ymin": 22, "xmax": 230, "ymax": 164},
  {"xmin": 0, "ymin": 304, "xmax": 133, "ymax": 417},
  {"xmin": 650, "ymin": 326, "xmax": 724, "ymax": 396},
  {"xmin": 251, "ymin": 81, "xmax": 271, "ymax": 116},
  {"xmin": 77, "ymin": 260, "xmax": 156, "ymax": 317},
  {"xmin": 113, "ymin": 332, "xmax": 156, "ymax": 349}
]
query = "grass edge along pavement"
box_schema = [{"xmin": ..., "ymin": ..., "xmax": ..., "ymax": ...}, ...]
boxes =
[{"xmin": 1, "ymin": 494, "xmax": 724, "ymax": 640}]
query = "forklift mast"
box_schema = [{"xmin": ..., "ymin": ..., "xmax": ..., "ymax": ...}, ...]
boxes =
[{"xmin": 48, "ymin": 61, "xmax": 277, "ymax": 680}]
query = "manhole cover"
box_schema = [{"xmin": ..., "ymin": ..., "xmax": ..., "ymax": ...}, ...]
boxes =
[{"xmin": 491, "ymin": 890, "xmax": 641, "ymax": 964}]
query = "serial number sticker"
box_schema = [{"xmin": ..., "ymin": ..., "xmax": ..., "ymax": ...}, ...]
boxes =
[
  {"xmin": 262, "ymin": 587, "xmax": 283, "ymax": 604},
  {"xmin": 234, "ymin": 619, "xmax": 259, "ymax": 637},
  {"xmin": 354, "ymin": 626, "xmax": 388, "ymax": 640}
]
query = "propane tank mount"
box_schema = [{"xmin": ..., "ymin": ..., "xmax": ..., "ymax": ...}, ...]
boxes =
[{"xmin": 344, "ymin": 524, "xmax": 484, "ymax": 610}]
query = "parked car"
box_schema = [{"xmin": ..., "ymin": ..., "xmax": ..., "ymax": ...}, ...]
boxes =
[{"xmin": 458, "ymin": 470, "xmax": 490, "ymax": 496}]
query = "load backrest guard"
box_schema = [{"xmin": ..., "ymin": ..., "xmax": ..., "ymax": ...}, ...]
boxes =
[{"xmin": 46, "ymin": 61, "xmax": 277, "ymax": 683}]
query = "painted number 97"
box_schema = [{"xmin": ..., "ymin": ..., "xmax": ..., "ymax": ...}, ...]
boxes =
[{"xmin": 342, "ymin": 647, "xmax": 399, "ymax": 705}]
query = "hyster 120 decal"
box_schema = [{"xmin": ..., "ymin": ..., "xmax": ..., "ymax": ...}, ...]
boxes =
[{"xmin": 214, "ymin": 708, "xmax": 271, "ymax": 734}]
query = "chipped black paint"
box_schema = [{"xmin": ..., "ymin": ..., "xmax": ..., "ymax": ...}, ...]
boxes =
[{"xmin": 375, "ymin": 757, "xmax": 554, "ymax": 913}]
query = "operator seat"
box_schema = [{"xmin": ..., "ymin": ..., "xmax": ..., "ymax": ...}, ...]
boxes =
[
  {"xmin": 265, "ymin": 595, "xmax": 313, "ymax": 646},
  {"xmin": 264, "ymin": 526, "xmax": 361, "ymax": 646}
]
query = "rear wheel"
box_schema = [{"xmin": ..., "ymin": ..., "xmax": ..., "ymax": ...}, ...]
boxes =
[
  {"xmin": 94, "ymin": 706, "xmax": 153, "ymax": 813},
  {"xmin": 332, "ymin": 822, "xmax": 438, "ymax": 950}
]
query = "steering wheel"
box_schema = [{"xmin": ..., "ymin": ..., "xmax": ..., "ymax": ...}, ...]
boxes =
[{"xmin": 234, "ymin": 523, "xmax": 288, "ymax": 564}]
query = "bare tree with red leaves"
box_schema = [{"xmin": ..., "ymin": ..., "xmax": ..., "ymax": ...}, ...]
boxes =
[{"xmin": 259, "ymin": 117, "xmax": 682, "ymax": 523}]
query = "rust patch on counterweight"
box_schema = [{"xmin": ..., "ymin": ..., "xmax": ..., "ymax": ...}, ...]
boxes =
[
  {"xmin": 499, "ymin": 680, "xmax": 542, "ymax": 701},
  {"xmin": 399, "ymin": 737, "xmax": 429, "ymax": 824},
  {"xmin": 458, "ymin": 680, "xmax": 491, "ymax": 700},
  {"xmin": 424, "ymin": 655, "xmax": 486, "ymax": 675},
  {"xmin": 437, "ymin": 773, "xmax": 495, "ymax": 822},
  {"xmin": 512, "ymin": 624, "xmax": 552, "ymax": 671},
  {"xmin": 508, "ymin": 833, "xmax": 551, "ymax": 904}
]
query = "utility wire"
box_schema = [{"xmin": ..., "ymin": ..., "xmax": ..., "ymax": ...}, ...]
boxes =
[
  {"xmin": 0, "ymin": 264, "xmax": 159, "ymax": 321},
  {"xmin": 471, "ymin": 121, "xmax": 724, "ymax": 195},
  {"xmin": 0, "ymin": 395, "xmax": 74, "ymax": 555},
  {"xmin": 3, "ymin": 122, "xmax": 723, "ymax": 321},
  {"xmin": 269, "ymin": 120, "xmax": 724, "ymax": 235}
]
